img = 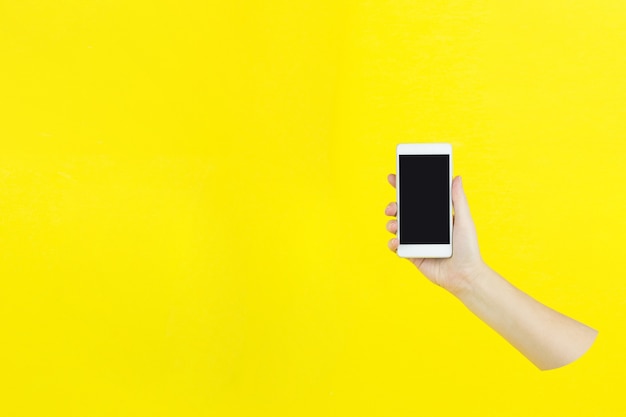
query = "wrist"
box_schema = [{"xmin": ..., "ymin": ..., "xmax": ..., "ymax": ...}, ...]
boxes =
[{"xmin": 448, "ymin": 260, "xmax": 491, "ymax": 299}]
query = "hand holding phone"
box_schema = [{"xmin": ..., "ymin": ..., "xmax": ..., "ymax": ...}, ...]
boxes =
[
  {"xmin": 386, "ymin": 154, "xmax": 598, "ymax": 371},
  {"xmin": 388, "ymin": 145, "xmax": 483, "ymax": 289}
]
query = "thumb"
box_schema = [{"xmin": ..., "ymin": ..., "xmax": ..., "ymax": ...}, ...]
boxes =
[{"xmin": 452, "ymin": 176, "xmax": 474, "ymax": 229}]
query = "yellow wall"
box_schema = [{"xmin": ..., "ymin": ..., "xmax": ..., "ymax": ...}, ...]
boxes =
[{"xmin": 1, "ymin": 1, "xmax": 625, "ymax": 416}]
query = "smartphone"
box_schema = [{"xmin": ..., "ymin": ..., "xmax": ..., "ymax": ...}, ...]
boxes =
[{"xmin": 396, "ymin": 143, "xmax": 453, "ymax": 258}]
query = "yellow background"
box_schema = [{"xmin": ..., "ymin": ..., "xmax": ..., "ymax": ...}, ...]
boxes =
[{"xmin": 1, "ymin": 1, "xmax": 625, "ymax": 416}]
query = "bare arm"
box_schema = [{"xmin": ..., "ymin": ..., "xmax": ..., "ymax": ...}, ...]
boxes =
[
  {"xmin": 452, "ymin": 263, "xmax": 597, "ymax": 370},
  {"xmin": 385, "ymin": 174, "xmax": 597, "ymax": 370}
]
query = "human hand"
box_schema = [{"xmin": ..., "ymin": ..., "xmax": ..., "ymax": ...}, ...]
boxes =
[
  {"xmin": 385, "ymin": 174, "xmax": 486, "ymax": 295},
  {"xmin": 386, "ymin": 174, "xmax": 598, "ymax": 369}
]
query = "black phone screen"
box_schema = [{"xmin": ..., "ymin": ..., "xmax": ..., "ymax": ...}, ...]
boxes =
[{"xmin": 399, "ymin": 155, "xmax": 450, "ymax": 244}]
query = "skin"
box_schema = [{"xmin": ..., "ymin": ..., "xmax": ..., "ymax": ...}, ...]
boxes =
[{"xmin": 385, "ymin": 174, "xmax": 598, "ymax": 370}]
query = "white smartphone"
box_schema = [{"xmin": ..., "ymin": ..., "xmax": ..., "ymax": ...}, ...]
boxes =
[{"xmin": 396, "ymin": 143, "xmax": 453, "ymax": 258}]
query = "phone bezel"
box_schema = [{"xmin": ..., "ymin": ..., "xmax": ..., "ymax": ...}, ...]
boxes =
[{"xmin": 396, "ymin": 143, "xmax": 453, "ymax": 258}]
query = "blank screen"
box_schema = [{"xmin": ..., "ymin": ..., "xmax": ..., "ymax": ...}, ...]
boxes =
[{"xmin": 399, "ymin": 155, "xmax": 450, "ymax": 244}]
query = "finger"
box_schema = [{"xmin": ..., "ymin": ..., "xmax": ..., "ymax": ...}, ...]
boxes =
[
  {"xmin": 386, "ymin": 219, "xmax": 398, "ymax": 234},
  {"xmin": 388, "ymin": 237, "xmax": 398, "ymax": 252},
  {"xmin": 385, "ymin": 202, "xmax": 397, "ymax": 217},
  {"xmin": 387, "ymin": 173, "xmax": 396, "ymax": 189}
]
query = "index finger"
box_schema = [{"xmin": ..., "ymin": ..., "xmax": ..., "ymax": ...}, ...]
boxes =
[{"xmin": 387, "ymin": 173, "xmax": 396, "ymax": 189}]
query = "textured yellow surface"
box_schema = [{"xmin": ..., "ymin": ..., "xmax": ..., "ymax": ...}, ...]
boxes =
[{"xmin": 1, "ymin": 1, "xmax": 625, "ymax": 416}]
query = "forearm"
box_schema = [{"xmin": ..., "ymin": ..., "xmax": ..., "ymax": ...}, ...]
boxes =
[{"xmin": 453, "ymin": 264, "xmax": 598, "ymax": 370}]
